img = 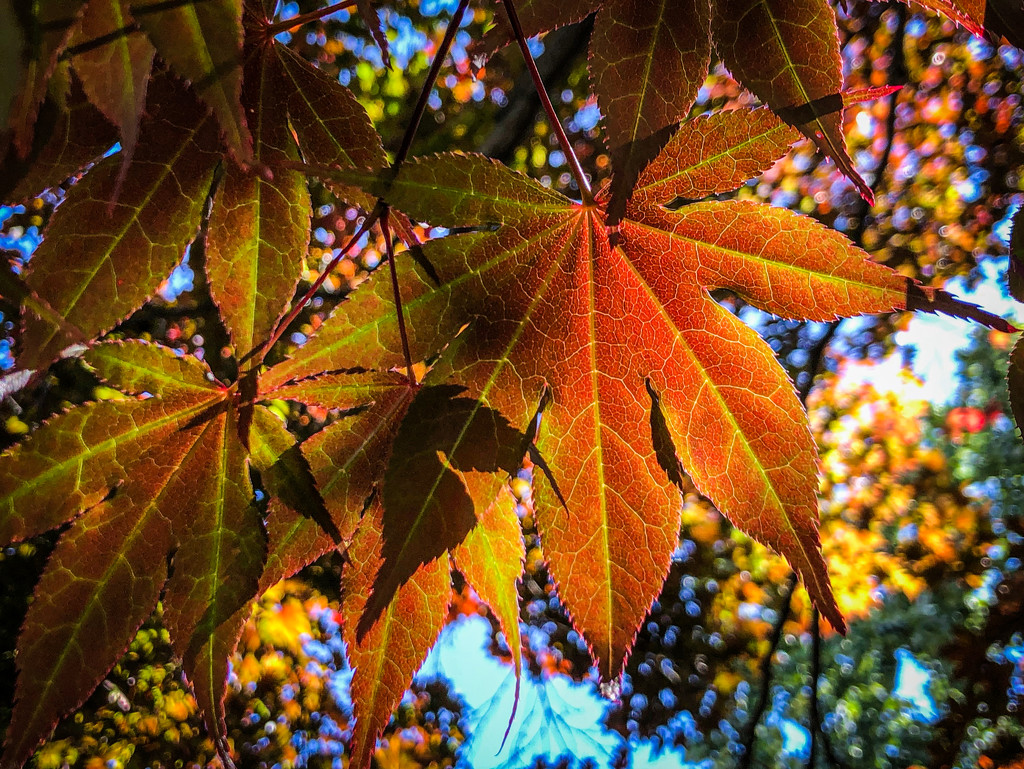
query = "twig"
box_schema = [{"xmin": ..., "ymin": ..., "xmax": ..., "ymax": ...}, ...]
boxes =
[
  {"xmin": 256, "ymin": 203, "xmax": 383, "ymax": 366},
  {"xmin": 380, "ymin": 207, "xmax": 416, "ymax": 385},
  {"xmin": 800, "ymin": 17, "xmax": 906, "ymax": 766},
  {"xmin": 478, "ymin": 19, "xmax": 592, "ymax": 162},
  {"xmin": 848, "ymin": 4, "xmax": 905, "ymax": 251},
  {"xmin": 264, "ymin": 1, "xmax": 358, "ymax": 36},
  {"xmin": 808, "ymin": 609, "xmax": 822, "ymax": 768},
  {"xmin": 498, "ymin": 0, "xmax": 594, "ymax": 205},
  {"xmin": 740, "ymin": 313, "xmax": 838, "ymax": 767},
  {"xmin": 60, "ymin": 23, "xmax": 141, "ymax": 61},
  {"xmin": 798, "ymin": 320, "xmax": 842, "ymax": 403},
  {"xmin": 393, "ymin": 0, "xmax": 472, "ymax": 168}
]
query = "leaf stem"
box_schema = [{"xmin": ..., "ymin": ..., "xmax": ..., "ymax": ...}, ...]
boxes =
[
  {"xmin": 381, "ymin": 207, "xmax": 417, "ymax": 385},
  {"xmin": 393, "ymin": 0, "xmax": 471, "ymax": 167},
  {"xmin": 498, "ymin": 0, "xmax": 594, "ymax": 206},
  {"xmin": 257, "ymin": 1, "xmax": 467, "ymax": 365},
  {"xmin": 264, "ymin": 1, "xmax": 358, "ymax": 36},
  {"xmin": 60, "ymin": 23, "xmax": 141, "ymax": 61},
  {"xmin": 256, "ymin": 202, "xmax": 383, "ymax": 366}
]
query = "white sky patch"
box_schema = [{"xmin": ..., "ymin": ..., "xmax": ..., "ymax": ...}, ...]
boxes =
[
  {"xmin": 844, "ymin": 257, "xmax": 1020, "ymax": 404},
  {"xmin": 893, "ymin": 649, "xmax": 939, "ymax": 722},
  {"xmin": 898, "ymin": 259, "xmax": 1020, "ymax": 403}
]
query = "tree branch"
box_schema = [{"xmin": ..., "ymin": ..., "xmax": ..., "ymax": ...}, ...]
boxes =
[
  {"xmin": 264, "ymin": 1, "xmax": 357, "ymax": 36},
  {"xmin": 738, "ymin": 571, "xmax": 799, "ymax": 769},
  {"xmin": 808, "ymin": 609, "xmax": 822, "ymax": 768}
]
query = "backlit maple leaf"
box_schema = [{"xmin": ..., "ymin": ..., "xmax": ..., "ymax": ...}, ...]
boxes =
[
  {"xmin": 476, "ymin": 0, "xmax": 871, "ymax": 221},
  {"xmin": 0, "ymin": 341, "xmax": 264, "ymax": 769},
  {"xmin": 294, "ymin": 107, "xmax": 926, "ymax": 684}
]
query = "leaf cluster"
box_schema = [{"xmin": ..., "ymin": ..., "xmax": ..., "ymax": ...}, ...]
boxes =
[{"xmin": 0, "ymin": 0, "xmax": 1020, "ymax": 766}]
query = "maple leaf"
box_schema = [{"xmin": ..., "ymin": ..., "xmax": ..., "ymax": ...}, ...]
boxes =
[
  {"xmin": 322, "ymin": 106, "xmax": 927, "ymax": 683},
  {"xmin": 249, "ymin": 403, "xmax": 345, "ymax": 592},
  {"xmin": 713, "ymin": 0, "xmax": 872, "ymax": 203},
  {"xmin": 254, "ymin": 369, "xmax": 418, "ymax": 589},
  {"xmin": 475, "ymin": 0, "xmax": 870, "ymax": 221},
  {"xmin": 4, "ymin": 1, "xmax": 87, "ymax": 158},
  {"xmin": 342, "ymin": 501, "xmax": 451, "ymax": 768},
  {"xmin": 356, "ymin": 0, "xmax": 391, "ymax": 68},
  {"xmin": 871, "ymin": 0, "xmax": 1024, "ymax": 48},
  {"xmin": 16, "ymin": 74, "xmax": 222, "ymax": 372},
  {"xmin": 590, "ymin": 0, "xmax": 711, "ymax": 223},
  {"xmin": 335, "ymin": 384, "xmax": 525, "ymax": 764},
  {"xmin": 0, "ymin": 341, "xmax": 265, "ymax": 769},
  {"xmin": 276, "ymin": 41, "xmax": 386, "ymax": 211},
  {"xmin": 204, "ymin": 42, "xmax": 311, "ymax": 359},
  {"xmin": 131, "ymin": 0, "xmax": 252, "ymax": 163},
  {"xmin": 65, "ymin": 0, "xmax": 156, "ymax": 174},
  {"xmin": 0, "ymin": 79, "xmax": 119, "ymax": 206},
  {"xmin": 263, "ymin": 348, "xmax": 527, "ymax": 758}
]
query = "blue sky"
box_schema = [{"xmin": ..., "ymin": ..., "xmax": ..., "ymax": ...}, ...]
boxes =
[
  {"xmin": 407, "ymin": 612, "xmax": 945, "ymax": 768},
  {"xmin": 416, "ymin": 614, "xmax": 709, "ymax": 768}
]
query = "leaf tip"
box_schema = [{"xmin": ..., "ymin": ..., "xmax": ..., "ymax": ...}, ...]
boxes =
[
  {"xmin": 496, "ymin": 672, "xmax": 521, "ymax": 755},
  {"xmin": 851, "ymin": 170, "xmax": 874, "ymax": 206},
  {"xmin": 842, "ymin": 84, "xmax": 904, "ymax": 106},
  {"xmin": 905, "ymin": 281, "xmax": 1018, "ymax": 332}
]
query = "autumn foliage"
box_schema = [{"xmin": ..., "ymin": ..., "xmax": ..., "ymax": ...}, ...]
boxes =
[{"xmin": 0, "ymin": 0, "xmax": 1021, "ymax": 767}]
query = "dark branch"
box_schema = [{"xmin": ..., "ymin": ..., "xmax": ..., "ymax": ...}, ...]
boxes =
[{"xmin": 738, "ymin": 572, "xmax": 799, "ymax": 769}]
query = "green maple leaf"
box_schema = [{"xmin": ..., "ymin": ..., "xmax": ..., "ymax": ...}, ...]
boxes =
[
  {"xmin": 0, "ymin": 352, "xmax": 427, "ymax": 768},
  {"xmin": 16, "ymin": 74, "xmax": 222, "ymax": 371},
  {"xmin": 5, "ymin": 27, "xmax": 384, "ymax": 370},
  {"xmin": 276, "ymin": 41, "xmax": 386, "ymax": 211},
  {"xmin": 0, "ymin": 341, "xmax": 264, "ymax": 769},
  {"xmin": 199, "ymin": 37, "xmax": 385, "ymax": 359},
  {"xmin": 204, "ymin": 42, "xmax": 311, "ymax": 359}
]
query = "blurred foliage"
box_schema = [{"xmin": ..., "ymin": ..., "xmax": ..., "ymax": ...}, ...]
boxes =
[{"xmin": 16, "ymin": 579, "xmax": 465, "ymax": 769}]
